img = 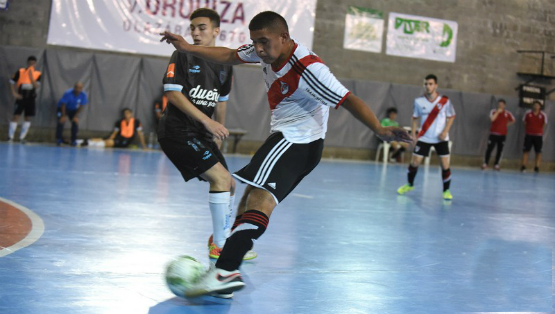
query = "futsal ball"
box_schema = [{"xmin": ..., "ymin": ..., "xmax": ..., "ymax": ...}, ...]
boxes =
[{"xmin": 165, "ymin": 255, "xmax": 206, "ymax": 297}]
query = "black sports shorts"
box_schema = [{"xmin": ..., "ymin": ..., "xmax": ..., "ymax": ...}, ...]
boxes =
[
  {"xmin": 14, "ymin": 98, "xmax": 36, "ymax": 116},
  {"xmin": 523, "ymin": 135, "xmax": 543, "ymax": 153},
  {"xmin": 233, "ymin": 132, "xmax": 323, "ymax": 204},
  {"xmin": 413, "ymin": 140, "xmax": 450, "ymax": 157},
  {"xmin": 159, "ymin": 136, "xmax": 228, "ymax": 182}
]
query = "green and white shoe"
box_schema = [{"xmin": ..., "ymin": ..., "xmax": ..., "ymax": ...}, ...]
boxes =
[
  {"xmin": 443, "ymin": 190, "xmax": 453, "ymax": 200},
  {"xmin": 397, "ymin": 184, "xmax": 414, "ymax": 195}
]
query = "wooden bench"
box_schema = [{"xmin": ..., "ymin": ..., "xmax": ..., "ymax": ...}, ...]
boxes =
[{"xmin": 222, "ymin": 129, "xmax": 247, "ymax": 153}]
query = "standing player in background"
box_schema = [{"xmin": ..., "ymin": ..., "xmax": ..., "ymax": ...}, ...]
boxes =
[
  {"xmin": 397, "ymin": 74, "xmax": 456, "ymax": 200},
  {"xmin": 8, "ymin": 56, "xmax": 41, "ymax": 144},
  {"xmin": 481, "ymin": 99, "xmax": 514, "ymax": 171},
  {"xmin": 520, "ymin": 101, "xmax": 547, "ymax": 173},
  {"xmin": 161, "ymin": 11, "xmax": 411, "ymax": 298},
  {"xmin": 56, "ymin": 82, "xmax": 88, "ymax": 146},
  {"xmin": 157, "ymin": 8, "xmax": 256, "ymax": 263}
]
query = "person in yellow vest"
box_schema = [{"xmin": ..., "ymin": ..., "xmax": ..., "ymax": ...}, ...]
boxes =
[
  {"xmin": 84, "ymin": 108, "xmax": 147, "ymax": 149},
  {"xmin": 8, "ymin": 56, "xmax": 41, "ymax": 143}
]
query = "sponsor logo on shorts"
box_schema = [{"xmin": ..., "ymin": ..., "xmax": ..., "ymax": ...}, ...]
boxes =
[
  {"xmin": 203, "ymin": 150, "xmax": 212, "ymax": 160},
  {"xmin": 415, "ymin": 145, "xmax": 420, "ymax": 152}
]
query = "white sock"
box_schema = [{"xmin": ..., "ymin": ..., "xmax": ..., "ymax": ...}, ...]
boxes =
[
  {"xmin": 20, "ymin": 121, "xmax": 31, "ymax": 140},
  {"xmin": 9, "ymin": 122, "xmax": 17, "ymax": 139},
  {"xmin": 89, "ymin": 140, "xmax": 106, "ymax": 147},
  {"xmin": 209, "ymin": 191, "xmax": 231, "ymax": 247},
  {"xmin": 224, "ymin": 194, "xmax": 236, "ymax": 238}
]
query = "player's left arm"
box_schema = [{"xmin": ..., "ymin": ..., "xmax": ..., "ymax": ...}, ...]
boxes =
[
  {"xmin": 28, "ymin": 67, "xmax": 40, "ymax": 89},
  {"xmin": 342, "ymin": 94, "xmax": 411, "ymax": 143},
  {"xmin": 439, "ymin": 116, "xmax": 455, "ymax": 140}
]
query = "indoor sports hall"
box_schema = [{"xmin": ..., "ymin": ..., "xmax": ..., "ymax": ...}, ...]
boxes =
[{"xmin": 1, "ymin": 1, "xmax": 553, "ymax": 314}]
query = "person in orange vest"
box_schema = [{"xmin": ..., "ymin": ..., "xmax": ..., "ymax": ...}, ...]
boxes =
[
  {"xmin": 154, "ymin": 93, "xmax": 168, "ymax": 121},
  {"xmin": 8, "ymin": 56, "xmax": 41, "ymax": 143},
  {"xmin": 83, "ymin": 108, "xmax": 147, "ymax": 149}
]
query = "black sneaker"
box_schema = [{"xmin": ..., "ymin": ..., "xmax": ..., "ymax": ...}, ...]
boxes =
[
  {"xmin": 81, "ymin": 139, "xmax": 89, "ymax": 147},
  {"xmin": 534, "ymin": 167, "xmax": 539, "ymax": 173},
  {"xmin": 520, "ymin": 166, "xmax": 526, "ymax": 173}
]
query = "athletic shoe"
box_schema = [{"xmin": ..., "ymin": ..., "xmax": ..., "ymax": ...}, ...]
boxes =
[
  {"xmin": 397, "ymin": 184, "xmax": 414, "ymax": 195},
  {"xmin": 208, "ymin": 235, "xmax": 258, "ymax": 260},
  {"xmin": 493, "ymin": 164, "xmax": 500, "ymax": 171},
  {"xmin": 56, "ymin": 139, "xmax": 63, "ymax": 146},
  {"xmin": 81, "ymin": 139, "xmax": 89, "ymax": 147},
  {"xmin": 70, "ymin": 141, "xmax": 78, "ymax": 147},
  {"xmin": 208, "ymin": 242, "xmax": 223, "ymax": 259},
  {"xmin": 534, "ymin": 167, "xmax": 539, "ymax": 173},
  {"xmin": 443, "ymin": 190, "xmax": 453, "ymax": 200},
  {"xmin": 521, "ymin": 166, "xmax": 526, "ymax": 173},
  {"xmin": 184, "ymin": 267, "xmax": 245, "ymax": 298},
  {"xmin": 481, "ymin": 163, "xmax": 488, "ymax": 170},
  {"xmin": 210, "ymin": 292, "xmax": 233, "ymax": 299},
  {"xmin": 7, "ymin": 138, "xmax": 13, "ymax": 143}
]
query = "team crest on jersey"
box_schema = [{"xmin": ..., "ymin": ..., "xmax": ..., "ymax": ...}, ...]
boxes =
[
  {"xmin": 280, "ymin": 81, "xmax": 289, "ymax": 94},
  {"xmin": 437, "ymin": 103, "xmax": 442, "ymax": 109},
  {"xmin": 219, "ymin": 70, "xmax": 227, "ymax": 84}
]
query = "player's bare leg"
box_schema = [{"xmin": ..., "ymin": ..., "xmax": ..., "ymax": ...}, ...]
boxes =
[
  {"xmin": 8, "ymin": 115, "xmax": 20, "ymax": 142},
  {"xmin": 534, "ymin": 153, "xmax": 541, "ymax": 173},
  {"xmin": 521, "ymin": 152, "xmax": 529, "ymax": 172}
]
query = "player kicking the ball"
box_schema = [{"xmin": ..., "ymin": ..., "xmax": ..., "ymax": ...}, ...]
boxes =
[
  {"xmin": 158, "ymin": 8, "xmax": 256, "ymax": 262},
  {"xmin": 161, "ymin": 11, "xmax": 411, "ymax": 298},
  {"xmin": 397, "ymin": 74, "xmax": 456, "ymax": 200}
]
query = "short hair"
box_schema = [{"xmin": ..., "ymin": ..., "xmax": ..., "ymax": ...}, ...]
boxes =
[
  {"xmin": 190, "ymin": 8, "xmax": 220, "ymax": 27},
  {"xmin": 249, "ymin": 11, "xmax": 289, "ymax": 33},
  {"xmin": 425, "ymin": 74, "xmax": 437, "ymax": 83},
  {"xmin": 27, "ymin": 56, "xmax": 37, "ymax": 62},
  {"xmin": 122, "ymin": 108, "xmax": 132, "ymax": 114},
  {"xmin": 498, "ymin": 99, "xmax": 506, "ymax": 104},
  {"xmin": 386, "ymin": 108, "xmax": 398, "ymax": 116},
  {"xmin": 532, "ymin": 100, "xmax": 542, "ymax": 107}
]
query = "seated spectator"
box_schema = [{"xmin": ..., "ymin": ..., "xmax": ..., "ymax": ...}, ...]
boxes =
[
  {"xmin": 482, "ymin": 99, "xmax": 514, "ymax": 171},
  {"xmin": 56, "ymin": 82, "xmax": 87, "ymax": 146},
  {"xmin": 381, "ymin": 108, "xmax": 408, "ymax": 162},
  {"xmin": 84, "ymin": 108, "xmax": 147, "ymax": 149}
]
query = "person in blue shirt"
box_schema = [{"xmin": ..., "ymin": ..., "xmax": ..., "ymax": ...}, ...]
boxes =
[{"xmin": 56, "ymin": 82, "xmax": 87, "ymax": 146}]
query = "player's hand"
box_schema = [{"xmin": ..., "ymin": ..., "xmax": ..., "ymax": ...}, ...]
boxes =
[
  {"xmin": 59, "ymin": 115, "xmax": 68, "ymax": 123},
  {"xmin": 438, "ymin": 131, "xmax": 448, "ymax": 141},
  {"xmin": 160, "ymin": 31, "xmax": 191, "ymax": 53},
  {"xmin": 72, "ymin": 116, "xmax": 79, "ymax": 124},
  {"xmin": 14, "ymin": 93, "xmax": 23, "ymax": 100},
  {"xmin": 203, "ymin": 119, "xmax": 229, "ymax": 140},
  {"xmin": 377, "ymin": 126, "xmax": 412, "ymax": 143},
  {"xmin": 214, "ymin": 138, "xmax": 223, "ymax": 150}
]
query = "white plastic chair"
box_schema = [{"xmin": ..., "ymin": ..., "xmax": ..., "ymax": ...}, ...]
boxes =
[{"xmin": 375, "ymin": 142, "xmax": 391, "ymax": 163}]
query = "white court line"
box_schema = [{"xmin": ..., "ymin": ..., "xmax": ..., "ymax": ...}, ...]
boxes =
[
  {"xmin": 0, "ymin": 197, "xmax": 45, "ymax": 257},
  {"xmin": 291, "ymin": 193, "xmax": 314, "ymax": 199}
]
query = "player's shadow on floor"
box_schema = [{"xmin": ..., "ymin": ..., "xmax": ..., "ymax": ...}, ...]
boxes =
[{"xmin": 148, "ymin": 296, "xmax": 232, "ymax": 314}]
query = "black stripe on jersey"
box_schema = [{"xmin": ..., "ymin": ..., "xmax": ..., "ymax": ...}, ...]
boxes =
[
  {"xmin": 237, "ymin": 45, "xmax": 253, "ymax": 52},
  {"xmin": 289, "ymin": 54, "xmax": 343, "ymax": 104},
  {"xmin": 288, "ymin": 56, "xmax": 342, "ymax": 105}
]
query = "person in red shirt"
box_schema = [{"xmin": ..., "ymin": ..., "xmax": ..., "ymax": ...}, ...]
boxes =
[
  {"xmin": 482, "ymin": 99, "xmax": 515, "ymax": 170},
  {"xmin": 521, "ymin": 101, "xmax": 548, "ymax": 173}
]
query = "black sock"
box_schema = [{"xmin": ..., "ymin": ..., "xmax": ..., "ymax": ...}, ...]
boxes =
[
  {"xmin": 442, "ymin": 168, "xmax": 451, "ymax": 191},
  {"xmin": 216, "ymin": 210, "xmax": 269, "ymax": 271},
  {"xmin": 408, "ymin": 165, "xmax": 418, "ymax": 186}
]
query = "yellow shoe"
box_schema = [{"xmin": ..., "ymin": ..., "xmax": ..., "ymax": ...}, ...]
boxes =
[
  {"xmin": 443, "ymin": 190, "xmax": 453, "ymax": 200},
  {"xmin": 397, "ymin": 184, "xmax": 414, "ymax": 195}
]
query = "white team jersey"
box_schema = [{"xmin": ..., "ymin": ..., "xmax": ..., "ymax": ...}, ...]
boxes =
[
  {"xmin": 236, "ymin": 40, "xmax": 350, "ymax": 143},
  {"xmin": 413, "ymin": 95, "xmax": 455, "ymax": 144}
]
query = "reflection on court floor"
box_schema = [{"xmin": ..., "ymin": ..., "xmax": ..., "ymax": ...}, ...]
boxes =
[{"xmin": 0, "ymin": 143, "xmax": 552, "ymax": 314}]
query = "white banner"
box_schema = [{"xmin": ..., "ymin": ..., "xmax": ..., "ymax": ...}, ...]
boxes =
[
  {"xmin": 47, "ymin": 0, "xmax": 317, "ymax": 57},
  {"xmin": 343, "ymin": 6, "xmax": 383, "ymax": 53},
  {"xmin": 386, "ymin": 12, "xmax": 458, "ymax": 63}
]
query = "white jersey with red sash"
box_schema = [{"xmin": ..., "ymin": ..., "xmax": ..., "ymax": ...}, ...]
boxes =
[
  {"xmin": 413, "ymin": 95, "xmax": 455, "ymax": 144},
  {"xmin": 236, "ymin": 39, "xmax": 350, "ymax": 144}
]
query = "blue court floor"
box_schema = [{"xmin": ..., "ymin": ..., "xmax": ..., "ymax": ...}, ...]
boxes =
[{"xmin": 0, "ymin": 143, "xmax": 553, "ymax": 314}]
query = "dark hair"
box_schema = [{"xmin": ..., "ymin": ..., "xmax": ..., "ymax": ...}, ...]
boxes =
[
  {"xmin": 249, "ymin": 11, "xmax": 289, "ymax": 33},
  {"xmin": 532, "ymin": 100, "xmax": 542, "ymax": 107},
  {"xmin": 425, "ymin": 74, "xmax": 437, "ymax": 83},
  {"xmin": 122, "ymin": 108, "xmax": 132, "ymax": 115},
  {"xmin": 27, "ymin": 56, "xmax": 37, "ymax": 62},
  {"xmin": 190, "ymin": 8, "xmax": 220, "ymax": 27},
  {"xmin": 498, "ymin": 99, "xmax": 506, "ymax": 104},
  {"xmin": 386, "ymin": 108, "xmax": 398, "ymax": 116}
]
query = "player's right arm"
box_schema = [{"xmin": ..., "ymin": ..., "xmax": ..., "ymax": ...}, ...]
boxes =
[
  {"xmin": 490, "ymin": 109, "xmax": 501, "ymax": 122},
  {"xmin": 160, "ymin": 31, "xmax": 242, "ymax": 65},
  {"xmin": 9, "ymin": 71, "xmax": 23, "ymax": 100}
]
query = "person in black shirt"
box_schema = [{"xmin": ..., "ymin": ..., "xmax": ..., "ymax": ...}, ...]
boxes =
[
  {"xmin": 85, "ymin": 108, "xmax": 147, "ymax": 149},
  {"xmin": 158, "ymin": 9, "xmax": 253, "ymax": 265}
]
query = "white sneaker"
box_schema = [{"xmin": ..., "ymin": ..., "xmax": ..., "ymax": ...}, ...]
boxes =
[
  {"xmin": 243, "ymin": 250, "xmax": 257, "ymax": 260},
  {"xmin": 185, "ymin": 267, "xmax": 245, "ymax": 298}
]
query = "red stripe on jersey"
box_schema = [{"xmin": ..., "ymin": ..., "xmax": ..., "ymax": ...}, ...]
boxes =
[
  {"xmin": 418, "ymin": 96, "xmax": 449, "ymax": 138},
  {"xmin": 335, "ymin": 91, "xmax": 351, "ymax": 109},
  {"xmin": 267, "ymin": 54, "xmax": 323, "ymax": 110}
]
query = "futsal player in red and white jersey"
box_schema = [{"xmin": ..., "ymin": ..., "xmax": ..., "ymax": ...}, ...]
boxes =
[
  {"xmin": 521, "ymin": 101, "xmax": 548, "ymax": 173},
  {"xmin": 482, "ymin": 99, "xmax": 515, "ymax": 171},
  {"xmin": 161, "ymin": 11, "xmax": 411, "ymax": 297},
  {"xmin": 397, "ymin": 74, "xmax": 456, "ymax": 200}
]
